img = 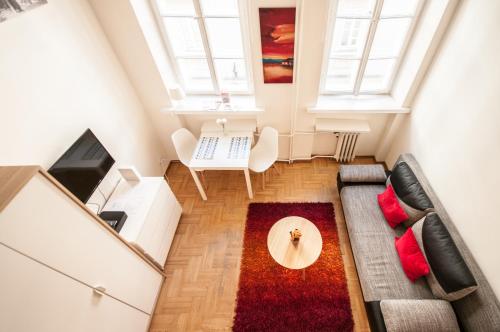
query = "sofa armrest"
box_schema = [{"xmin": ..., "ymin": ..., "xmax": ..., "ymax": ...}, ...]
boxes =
[
  {"xmin": 337, "ymin": 165, "xmax": 388, "ymax": 193},
  {"xmin": 339, "ymin": 164, "xmax": 387, "ymax": 183},
  {"xmin": 380, "ymin": 299, "xmax": 460, "ymax": 332}
]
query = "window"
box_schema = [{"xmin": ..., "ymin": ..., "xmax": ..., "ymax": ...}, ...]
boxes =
[
  {"xmin": 322, "ymin": 0, "xmax": 423, "ymax": 95},
  {"xmin": 154, "ymin": 0, "xmax": 251, "ymax": 94}
]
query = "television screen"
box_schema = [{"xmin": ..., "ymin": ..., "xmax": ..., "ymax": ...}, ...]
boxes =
[{"xmin": 48, "ymin": 129, "xmax": 115, "ymax": 203}]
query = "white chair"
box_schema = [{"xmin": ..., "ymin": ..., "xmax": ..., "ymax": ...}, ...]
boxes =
[
  {"xmin": 171, "ymin": 128, "xmax": 206, "ymax": 187},
  {"xmin": 248, "ymin": 127, "xmax": 279, "ymax": 189}
]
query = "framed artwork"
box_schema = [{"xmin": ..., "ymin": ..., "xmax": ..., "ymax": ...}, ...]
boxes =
[
  {"xmin": 0, "ymin": 0, "xmax": 47, "ymax": 23},
  {"xmin": 259, "ymin": 7, "xmax": 296, "ymax": 84}
]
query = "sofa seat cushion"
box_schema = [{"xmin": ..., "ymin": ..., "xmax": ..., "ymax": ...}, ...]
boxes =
[
  {"xmin": 341, "ymin": 185, "xmax": 404, "ymax": 235},
  {"xmin": 380, "ymin": 299, "xmax": 460, "ymax": 332},
  {"xmin": 341, "ymin": 185, "xmax": 434, "ymax": 301}
]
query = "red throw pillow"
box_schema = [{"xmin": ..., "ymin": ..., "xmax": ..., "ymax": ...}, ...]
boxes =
[
  {"xmin": 395, "ymin": 229, "xmax": 430, "ymax": 282},
  {"xmin": 377, "ymin": 185, "xmax": 408, "ymax": 228}
]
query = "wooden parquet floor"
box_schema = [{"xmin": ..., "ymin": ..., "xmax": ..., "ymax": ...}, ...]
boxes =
[{"xmin": 150, "ymin": 158, "xmax": 374, "ymax": 332}]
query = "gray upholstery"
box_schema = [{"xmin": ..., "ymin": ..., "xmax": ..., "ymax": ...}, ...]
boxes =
[
  {"xmin": 340, "ymin": 154, "xmax": 500, "ymax": 331},
  {"xmin": 341, "ymin": 185, "xmax": 433, "ymax": 302},
  {"xmin": 396, "ymin": 154, "xmax": 500, "ymax": 331},
  {"xmin": 339, "ymin": 164, "xmax": 387, "ymax": 183},
  {"xmin": 380, "ymin": 299, "xmax": 460, "ymax": 332}
]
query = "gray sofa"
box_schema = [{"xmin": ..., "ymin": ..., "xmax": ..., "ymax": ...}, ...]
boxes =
[{"xmin": 338, "ymin": 154, "xmax": 500, "ymax": 331}]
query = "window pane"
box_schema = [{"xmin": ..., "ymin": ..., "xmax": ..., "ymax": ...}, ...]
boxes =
[
  {"xmin": 330, "ymin": 19, "xmax": 370, "ymax": 59},
  {"xmin": 156, "ymin": 0, "xmax": 195, "ymax": 16},
  {"xmin": 337, "ymin": 0, "xmax": 376, "ymax": 17},
  {"xmin": 214, "ymin": 59, "xmax": 248, "ymax": 92},
  {"xmin": 177, "ymin": 58, "xmax": 214, "ymax": 92},
  {"xmin": 200, "ymin": 0, "xmax": 239, "ymax": 16},
  {"xmin": 381, "ymin": 0, "xmax": 419, "ymax": 17},
  {"xmin": 163, "ymin": 17, "xmax": 205, "ymax": 57},
  {"xmin": 369, "ymin": 18, "xmax": 411, "ymax": 58},
  {"xmin": 325, "ymin": 59, "xmax": 360, "ymax": 92},
  {"xmin": 360, "ymin": 59, "xmax": 396, "ymax": 92},
  {"xmin": 205, "ymin": 18, "xmax": 244, "ymax": 58}
]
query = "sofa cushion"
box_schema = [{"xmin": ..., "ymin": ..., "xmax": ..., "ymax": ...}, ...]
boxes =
[
  {"xmin": 395, "ymin": 154, "xmax": 500, "ymax": 332},
  {"xmin": 378, "ymin": 185, "xmax": 408, "ymax": 228},
  {"xmin": 380, "ymin": 299, "xmax": 460, "ymax": 332},
  {"xmin": 339, "ymin": 164, "xmax": 387, "ymax": 183},
  {"xmin": 341, "ymin": 185, "xmax": 434, "ymax": 301},
  {"xmin": 412, "ymin": 213, "xmax": 478, "ymax": 301},
  {"xmin": 388, "ymin": 162, "xmax": 434, "ymax": 226},
  {"xmin": 395, "ymin": 228, "xmax": 430, "ymax": 282}
]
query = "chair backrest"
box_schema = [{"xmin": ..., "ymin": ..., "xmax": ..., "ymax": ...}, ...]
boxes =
[
  {"xmin": 171, "ymin": 128, "xmax": 197, "ymax": 166},
  {"xmin": 249, "ymin": 127, "xmax": 279, "ymax": 173}
]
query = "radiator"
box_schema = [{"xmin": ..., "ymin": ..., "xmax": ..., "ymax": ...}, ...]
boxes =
[{"xmin": 334, "ymin": 132, "xmax": 360, "ymax": 163}]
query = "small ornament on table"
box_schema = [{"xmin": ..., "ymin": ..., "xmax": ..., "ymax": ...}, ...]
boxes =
[
  {"xmin": 216, "ymin": 118, "xmax": 228, "ymax": 135},
  {"xmin": 290, "ymin": 228, "xmax": 302, "ymax": 243}
]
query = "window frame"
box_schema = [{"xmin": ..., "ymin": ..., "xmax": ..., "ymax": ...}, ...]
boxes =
[
  {"xmin": 320, "ymin": 0, "xmax": 426, "ymax": 96},
  {"xmin": 151, "ymin": 0, "xmax": 254, "ymax": 95}
]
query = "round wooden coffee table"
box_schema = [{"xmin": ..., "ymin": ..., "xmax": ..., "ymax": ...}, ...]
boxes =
[{"xmin": 267, "ymin": 216, "xmax": 322, "ymax": 279}]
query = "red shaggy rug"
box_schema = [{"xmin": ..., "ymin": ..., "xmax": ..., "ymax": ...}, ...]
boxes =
[{"xmin": 233, "ymin": 203, "xmax": 353, "ymax": 332}]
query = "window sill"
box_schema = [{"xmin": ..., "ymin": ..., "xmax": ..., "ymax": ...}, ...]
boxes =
[
  {"xmin": 162, "ymin": 95, "xmax": 263, "ymax": 115},
  {"xmin": 308, "ymin": 95, "xmax": 410, "ymax": 114}
]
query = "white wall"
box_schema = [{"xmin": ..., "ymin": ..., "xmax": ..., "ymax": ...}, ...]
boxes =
[
  {"xmin": 88, "ymin": 0, "xmax": 183, "ymax": 164},
  {"xmin": 386, "ymin": 0, "xmax": 500, "ymax": 298},
  {"xmin": 0, "ymin": 0, "xmax": 166, "ymax": 176}
]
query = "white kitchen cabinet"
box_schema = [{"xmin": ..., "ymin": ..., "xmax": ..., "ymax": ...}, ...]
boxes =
[
  {"xmin": 0, "ymin": 167, "xmax": 170, "ymax": 332},
  {"xmin": 0, "ymin": 245, "xmax": 150, "ymax": 332}
]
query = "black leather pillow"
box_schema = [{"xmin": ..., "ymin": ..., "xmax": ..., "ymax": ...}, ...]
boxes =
[
  {"xmin": 388, "ymin": 162, "xmax": 434, "ymax": 226},
  {"xmin": 411, "ymin": 213, "xmax": 478, "ymax": 301}
]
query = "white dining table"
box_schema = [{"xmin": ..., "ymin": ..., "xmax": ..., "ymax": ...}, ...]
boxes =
[{"xmin": 188, "ymin": 131, "xmax": 254, "ymax": 200}]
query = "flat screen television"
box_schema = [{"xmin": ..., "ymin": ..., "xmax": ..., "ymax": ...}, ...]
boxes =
[{"xmin": 48, "ymin": 129, "xmax": 115, "ymax": 203}]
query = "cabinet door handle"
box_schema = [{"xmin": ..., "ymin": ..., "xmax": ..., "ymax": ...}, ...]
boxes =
[{"xmin": 93, "ymin": 285, "xmax": 106, "ymax": 296}]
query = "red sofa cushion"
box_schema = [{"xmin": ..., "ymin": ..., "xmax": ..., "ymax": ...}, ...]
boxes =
[
  {"xmin": 377, "ymin": 185, "xmax": 408, "ymax": 228},
  {"xmin": 395, "ymin": 228, "xmax": 430, "ymax": 282}
]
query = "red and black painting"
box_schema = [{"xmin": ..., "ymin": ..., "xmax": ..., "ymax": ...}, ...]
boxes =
[{"xmin": 259, "ymin": 8, "xmax": 296, "ymax": 83}]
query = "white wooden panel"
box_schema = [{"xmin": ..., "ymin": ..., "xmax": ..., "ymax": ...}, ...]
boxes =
[
  {"xmin": 148, "ymin": 183, "xmax": 181, "ymax": 267},
  {"xmin": 0, "ymin": 245, "xmax": 149, "ymax": 332},
  {"xmin": 103, "ymin": 178, "xmax": 182, "ymax": 268},
  {"xmin": 0, "ymin": 174, "xmax": 162, "ymax": 314},
  {"xmin": 137, "ymin": 183, "xmax": 175, "ymax": 265},
  {"xmin": 137, "ymin": 183, "xmax": 174, "ymax": 249},
  {"xmin": 156, "ymin": 202, "xmax": 182, "ymax": 266}
]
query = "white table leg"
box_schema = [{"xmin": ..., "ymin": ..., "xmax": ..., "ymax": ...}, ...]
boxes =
[
  {"xmin": 189, "ymin": 168, "xmax": 207, "ymax": 200},
  {"xmin": 244, "ymin": 168, "xmax": 253, "ymax": 199}
]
